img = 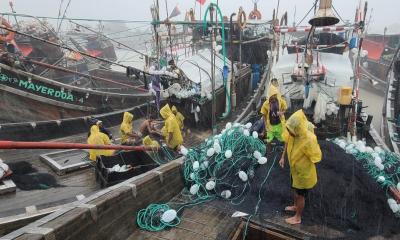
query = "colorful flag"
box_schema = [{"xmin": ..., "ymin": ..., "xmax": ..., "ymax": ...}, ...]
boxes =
[
  {"xmin": 169, "ymin": 5, "xmax": 181, "ymax": 19},
  {"xmin": 196, "ymin": 0, "xmax": 206, "ymax": 6}
]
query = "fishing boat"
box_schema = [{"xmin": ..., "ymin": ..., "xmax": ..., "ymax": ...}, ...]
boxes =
[
  {"xmin": 0, "ymin": 1, "xmax": 400, "ymax": 240},
  {"xmin": 0, "ymin": 17, "xmax": 156, "ymax": 123}
]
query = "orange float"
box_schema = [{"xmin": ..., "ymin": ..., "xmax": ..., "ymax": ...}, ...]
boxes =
[{"xmin": 0, "ymin": 17, "xmax": 15, "ymax": 42}]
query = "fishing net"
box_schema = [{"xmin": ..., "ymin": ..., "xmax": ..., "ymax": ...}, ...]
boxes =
[
  {"xmin": 331, "ymin": 138, "xmax": 400, "ymax": 216},
  {"xmin": 136, "ymin": 122, "xmax": 269, "ymax": 231}
]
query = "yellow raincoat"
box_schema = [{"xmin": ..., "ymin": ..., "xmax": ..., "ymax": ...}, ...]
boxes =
[
  {"xmin": 120, "ymin": 112, "xmax": 133, "ymax": 144},
  {"xmin": 283, "ymin": 110, "xmax": 322, "ymax": 189},
  {"xmin": 260, "ymin": 85, "xmax": 287, "ymax": 132},
  {"xmin": 87, "ymin": 125, "xmax": 114, "ymax": 161},
  {"xmin": 171, "ymin": 105, "xmax": 185, "ymax": 129},
  {"xmin": 142, "ymin": 135, "xmax": 160, "ymax": 148},
  {"xmin": 160, "ymin": 104, "xmax": 183, "ymax": 149}
]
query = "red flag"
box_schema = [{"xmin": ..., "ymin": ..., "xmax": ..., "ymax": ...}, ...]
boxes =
[{"xmin": 196, "ymin": 0, "xmax": 206, "ymax": 5}]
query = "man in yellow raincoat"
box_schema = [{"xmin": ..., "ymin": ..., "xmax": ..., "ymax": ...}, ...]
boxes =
[
  {"xmin": 120, "ymin": 112, "xmax": 140, "ymax": 145},
  {"xmin": 160, "ymin": 104, "xmax": 183, "ymax": 150},
  {"xmin": 260, "ymin": 85, "xmax": 287, "ymax": 151},
  {"xmin": 87, "ymin": 125, "xmax": 114, "ymax": 161},
  {"xmin": 142, "ymin": 135, "xmax": 160, "ymax": 148},
  {"xmin": 171, "ymin": 105, "xmax": 185, "ymax": 130},
  {"xmin": 279, "ymin": 110, "xmax": 322, "ymax": 225}
]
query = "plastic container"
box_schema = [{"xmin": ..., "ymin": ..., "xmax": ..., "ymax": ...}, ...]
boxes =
[
  {"xmin": 96, "ymin": 151, "xmax": 158, "ymax": 188},
  {"xmin": 338, "ymin": 87, "xmax": 352, "ymax": 105}
]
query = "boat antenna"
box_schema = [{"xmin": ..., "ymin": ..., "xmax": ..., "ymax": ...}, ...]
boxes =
[
  {"xmin": 56, "ymin": 0, "xmax": 72, "ymax": 35},
  {"xmin": 8, "ymin": 1, "xmax": 19, "ymax": 28}
]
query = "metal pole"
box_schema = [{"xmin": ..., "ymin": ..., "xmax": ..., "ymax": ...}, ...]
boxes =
[
  {"xmin": 155, "ymin": 0, "xmax": 160, "ymax": 67},
  {"xmin": 0, "ymin": 140, "xmax": 157, "ymax": 151},
  {"xmin": 230, "ymin": 13, "xmax": 237, "ymax": 109},
  {"xmin": 352, "ymin": 2, "xmax": 368, "ymax": 138},
  {"xmin": 210, "ymin": 7, "xmax": 217, "ymax": 134}
]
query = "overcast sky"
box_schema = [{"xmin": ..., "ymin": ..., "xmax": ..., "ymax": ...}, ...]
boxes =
[{"xmin": 0, "ymin": 0, "xmax": 399, "ymax": 33}]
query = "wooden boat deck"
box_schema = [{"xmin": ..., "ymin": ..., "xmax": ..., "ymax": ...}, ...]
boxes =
[{"xmin": 0, "ymin": 117, "xmax": 205, "ymax": 218}]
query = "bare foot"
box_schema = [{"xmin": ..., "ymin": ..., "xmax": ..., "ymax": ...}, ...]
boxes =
[
  {"xmin": 284, "ymin": 206, "xmax": 297, "ymax": 212},
  {"xmin": 285, "ymin": 216, "xmax": 301, "ymax": 225}
]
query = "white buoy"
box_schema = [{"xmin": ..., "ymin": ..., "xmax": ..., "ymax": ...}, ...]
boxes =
[
  {"xmin": 225, "ymin": 150, "xmax": 232, "ymax": 158},
  {"xmin": 180, "ymin": 146, "xmax": 189, "ymax": 156},
  {"xmin": 189, "ymin": 173, "xmax": 195, "ymax": 180},
  {"xmin": 252, "ymin": 131, "xmax": 258, "ymax": 139},
  {"xmin": 397, "ymin": 182, "xmax": 400, "ymax": 191},
  {"xmin": 161, "ymin": 209, "xmax": 177, "ymax": 223},
  {"xmin": 190, "ymin": 184, "xmax": 200, "ymax": 195},
  {"xmin": 214, "ymin": 143, "xmax": 222, "ymax": 153},
  {"xmin": 258, "ymin": 157, "xmax": 268, "ymax": 165},
  {"xmin": 392, "ymin": 204, "xmax": 400, "ymax": 213},
  {"xmin": 378, "ymin": 176, "xmax": 385, "ymax": 183},
  {"xmin": 388, "ymin": 198, "xmax": 397, "ymax": 206},
  {"xmin": 243, "ymin": 129, "xmax": 250, "ymax": 136},
  {"xmin": 226, "ymin": 122, "xmax": 232, "ymax": 129},
  {"xmin": 245, "ymin": 122, "xmax": 252, "ymax": 129},
  {"xmin": 253, "ymin": 151, "xmax": 262, "ymax": 160},
  {"xmin": 207, "ymin": 148, "xmax": 215, "ymax": 157},
  {"xmin": 203, "ymin": 161, "xmax": 209, "ymax": 169},
  {"xmin": 206, "ymin": 180, "xmax": 216, "ymax": 190},
  {"xmin": 238, "ymin": 171, "xmax": 248, "ymax": 182},
  {"xmin": 193, "ymin": 161, "xmax": 200, "ymax": 171},
  {"xmin": 221, "ymin": 190, "xmax": 232, "ymax": 199}
]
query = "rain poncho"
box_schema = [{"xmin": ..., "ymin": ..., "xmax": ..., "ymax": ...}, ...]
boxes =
[
  {"xmin": 87, "ymin": 125, "xmax": 114, "ymax": 161},
  {"xmin": 283, "ymin": 110, "xmax": 322, "ymax": 189},
  {"xmin": 142, "ymin": 135, "xmax": 160, "ymax": 148},
  {"xmin": 120, "ymin": 112, "xmax": 134, "ymax": 144},
  {"xmin": 171, "ymin": 105, "xmax": 185, "ymax": 129},
  {"xmin": 260, "ymin": 85, "xmax": 287, "ymax": 132},
  {"xmin": 160, "ymin": 104, "xmax": 183, "ymax": 149}
]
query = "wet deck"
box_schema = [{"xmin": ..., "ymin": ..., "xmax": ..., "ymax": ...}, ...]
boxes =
[
  {"xmin": 0, "ymin": 117, "xmax": 210, "ymax": 219},
  {"xmin": 128, "ymin": 204, "xmax": 240, "ymax": 240}
]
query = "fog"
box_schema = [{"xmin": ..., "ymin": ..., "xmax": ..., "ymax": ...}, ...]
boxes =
[{"xmin": 0, "ymin": 0, "xmax": 399, "ymax": 34}]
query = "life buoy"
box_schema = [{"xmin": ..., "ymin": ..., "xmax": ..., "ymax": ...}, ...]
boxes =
[
  {"xmin": 0, "ymin": 18, "xmax": 15, "ymax": 42},
  {"xmin": 237, "ymin": 7, "xmax": 247, "ymax": 30},
  {"xmin": 249, "ymin": 10, "xmax": 262, "ymax": 20}
]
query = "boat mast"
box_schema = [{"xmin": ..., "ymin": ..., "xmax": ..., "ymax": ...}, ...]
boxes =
[{"xmin": 352, "ymin": 1, "xmax": 368, "ymax": 139}]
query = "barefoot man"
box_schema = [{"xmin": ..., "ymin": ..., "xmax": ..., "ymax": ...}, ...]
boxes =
[{"xmin": 279, "ymin": 110, "xmax": 322, "ymax": 225}]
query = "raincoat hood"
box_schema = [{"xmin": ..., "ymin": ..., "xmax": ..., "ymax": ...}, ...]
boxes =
[
  {"xmin": 90, "ymin": 125, "xmax": 100, "ymax": 135},
  {"xmin": 160, "ymin": 104, "xmax": 173, "ymax": 120},
  {"xmin": 143, "ymin": 136, "xmax": 152, "ymax": 146},
  {"xmin": 171, "ymin": 105, "xmax": 177, "ymax": 114},
  {"xmin": 122, "ymin": 112, "xmax": 133, "ymax": 124},
  {"xmin": 286, "ymin": 110, "xmax": 308, "ymax": 137},
  {"xmin": 142, "ymin": 135, "xmax": 160, "ymax": 147},
  {"xmin": 267, "ymin": 85, "xmax": 280, "ymax": 99},
  {"xmin": 88, "ymin": 125, "xmax": 114, "ymax": 161}
]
